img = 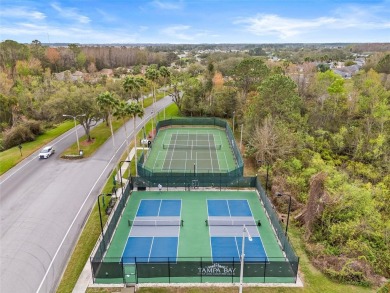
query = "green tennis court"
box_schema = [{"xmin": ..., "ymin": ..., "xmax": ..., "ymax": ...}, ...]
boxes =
[
  {"xmin": 96, "ymin": 190, "xmax": 296, "ymax": 284},
  {"xmin": 144, "ymin": 127, "xmax": 237, "ymax": 173}
]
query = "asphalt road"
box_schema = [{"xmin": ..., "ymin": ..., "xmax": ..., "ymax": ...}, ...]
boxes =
[{"xmin": 0, "ymin": 96, "xmax": 173, "ymax": 293}]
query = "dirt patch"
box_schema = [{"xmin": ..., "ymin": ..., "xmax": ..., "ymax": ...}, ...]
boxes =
[{"xmin": 81, "ymin": 138, "xmax": 96, "ymax": 146}]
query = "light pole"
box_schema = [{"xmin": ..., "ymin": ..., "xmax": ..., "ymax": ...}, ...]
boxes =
[
  {"xmin": 119, "ymin": 160, "xmax": 131, "ymax": 196},
  {"xmin": 63, "ymin": 114, "xmax": 85, "ymax": 153},
  {"xmin": 232, "ymin": 111, "xmax": 236, "ymax": 133},
  {"xmin": 276, "ymin": 192, "xmax": 292, "ymax": 236},
  {"xmin": 240, "ymin": 124, "xmax": 243, "ymax": 149},
  {"xmin": 151, "ymin": 110, "xmax": 154, "ymax": 137},
  {"xmin": 257, "ymin": 160, "xmax": 270, "ymax": 192},
  {"xmin": 239, "ymin": 225, "xmax": 252, "ymax": 293},
  {"xmin": 97, "ymin": 193, "xmax": 112, "ymax": 250}
]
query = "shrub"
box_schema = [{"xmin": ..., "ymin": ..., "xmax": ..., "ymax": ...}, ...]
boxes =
[
  {"xmin": 24, "ymin": 120, "xmax": 43, "ymax": 136},
  {"xmin": 2, "ymin": 123, "xmax": 35, "ymax": 149}
]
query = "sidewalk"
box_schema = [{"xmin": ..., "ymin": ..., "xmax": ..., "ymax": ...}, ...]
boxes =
[{"xmin": 73, "ymin": 147, "xmax": 146, "ymax": 293}]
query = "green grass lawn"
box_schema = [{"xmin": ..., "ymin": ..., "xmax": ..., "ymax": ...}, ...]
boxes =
[
  {"xmin": 0, "ymin": 121, "xmax": 74, "ymax": 175},
  {"xmin": 61, "ymin": 94, "xmax": 173, "ymax": 158}
]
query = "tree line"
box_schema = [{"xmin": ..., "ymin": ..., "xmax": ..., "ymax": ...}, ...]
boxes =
[
  {"xmin": 0, "ymin": 40, "xmax": 179, "ymax": 78},
  {"xmin": 0, "ymin": 39, "xmax": 389, "ymax": 287},
  {"xmin": 177, "ymin": 56, "xmax": 390, "ymax": 287}
]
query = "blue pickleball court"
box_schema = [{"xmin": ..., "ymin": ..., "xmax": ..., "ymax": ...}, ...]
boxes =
[
  {"xmin": 136, "ymin": 199, "xmax": 181, "ymax": 217},
  {"xmin": 207, "ymin": 199, "xmax": 252, "ymax": 217},
  {"xmin": 122, "ymin": 199, "xmax": 182, "ymax": 264},
  {"xmin": 122, "ymin": 236, "xmax": 178, "ymax": 263},
  {"xmin": 211, "ymin": 236, "xmax": 268, "ymax": 262}
]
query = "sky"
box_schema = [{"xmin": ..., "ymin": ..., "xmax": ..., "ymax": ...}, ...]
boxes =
[{"xmin": 1, "ymin": 0, "xmax": 390, "ymax": 44}]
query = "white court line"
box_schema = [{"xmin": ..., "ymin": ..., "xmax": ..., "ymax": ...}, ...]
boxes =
[
  {"xmin": 258, "ymin": 233, "xmax": 270, "ymax": 262},
  {"xmin": 120, "ymin": 200, "xmax": 144, "ymax": 262},
  {"xmin": 162, "ymin": 129, "xmax": 168, "ymax": 145},
  {"xmin": 157, "ymin": 199, "xmax": 162, "ymax": 216},
  {"xmin": 168, "ymin": 158, "xmax": 212, "ymax": 161},
  {"xmin": 152, "ymin": 152, "xmax": 160, "ymax": 170},
  {"xmin": 234, "ymin": 237, "xmax": 240, "ymax": 258},
  {"xmin": 148, "ymin": 237, "xmax": 155, "ymax": 263},
  {"xmin": 227, "ymin": 199, "xmax": 232, "ymax": 217},
  {"xmin": 206, "ymin": 200, "xmax": 214, "ymax": 261},
  {"xmin": 208, "ymin": 134, "xmax": 214, "ymax": 173},
  {"xmin": 223, "ymin": 152, "xmax": 229, "ymax": 172}
]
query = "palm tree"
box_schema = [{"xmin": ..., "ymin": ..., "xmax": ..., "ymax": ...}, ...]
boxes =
[
  {"xmin": 114, "ymin": 101, "xmax": 132, "ymax": 157},
  {"xmin": 145, "ymin": 66, "xmax": 160, "ymax": 133},
  {"xmin": 159, "ymin": 66, "xmax": 171, "ymax": 87},
  {"xmin": 123, "ymin": 76, "xmax": 147, "ymax": 105},
  {"xmin": 135, "ymin": 77, "xmax": 147, "ymax": 105},
  {"xmin": 129, "ymin": 102, "xmax": 144, "ymax": 176},
  {"xmin": 96, "ymin": 91, "xmax": 119, "ymax": 147},
  {"xmin": 159, "ymin": 66, "xmax": 171, "ymax": 99}
]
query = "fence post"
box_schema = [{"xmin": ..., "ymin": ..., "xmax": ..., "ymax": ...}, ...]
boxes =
[
  {"xmin": 168, "ymin": 258, "xmax": 171, "ymax": 283},
  {"xmin": 135, "ymin": 258, "xmax": 138, "ymax": 284},
  {"xmin": 232, "ymin": 257, "xmax": 235, "ymax": 283},
  {"xmin": 264, "ymin": 259, "xmax": 267, "ymax": 283},
  {"xmin": 200, "ymin": 257, "xmax": 203, "ymax": 283},
  {"xmin": 122, "ymin": 260, "xmax": 125, "ymax": 284},
  {"xmin": 89, "ymin": 257, "xmax": 95, "ymax": 283}
]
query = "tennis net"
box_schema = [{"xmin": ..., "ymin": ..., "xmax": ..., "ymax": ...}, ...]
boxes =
[
  {"xmin": 205, "ymin": 219, "xmax": 261, "ymax": 226},
  {"xmin": 129, "ymin": 219, "xmax": 184, "ymax": 226},
  {"xmin": 163, "ymin": 143, "xmax": 222, "ymax": 150}
]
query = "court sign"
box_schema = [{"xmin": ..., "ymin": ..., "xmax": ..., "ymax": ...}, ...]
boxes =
[{"xmin": 198, "ymin": 263, "xmax": 236, "ymax": 276}]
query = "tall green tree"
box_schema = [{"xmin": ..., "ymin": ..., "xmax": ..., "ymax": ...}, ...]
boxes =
[
  {"xmin": 96, "ymin": 91, "xmax": 119, "ymax": 147},
  {"xmin": 114, "ymin": 101, "xmax": 133, "ymax": 157},
  {"xmin": 246, "ymin": 74, "xmax": 303, "ymax": 132},
  {"xmin": 145, "ymin": 65, "xmax": 160, "ymax": 127},
  {"xmin": 48, "ymin": 83, "xmax": 101, "ymax": 141},
  {"xmin": 128, "ymin": 102, "xmax": 144, "ymax": 176},
  {"xmin": 123, "ymin": 76, "xmax": 147, "ymax": 103},
  {"xmin": 0, "ymin": 40, "xmax": 30, "ymax": 79},
  {"xmin": 229, "ymin": 57, "xmax": 269, "ymax": 102},
  {"xmin": 375, "ymin": 54, "xmax": 390, "ymax": 74}
]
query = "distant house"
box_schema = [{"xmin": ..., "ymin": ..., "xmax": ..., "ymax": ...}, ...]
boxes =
[
  {"xmin": 333, "ymin": 69, "xmax": 351, "ymax": 79},
  {"xmin": 99, "ymin": 69, "xmax": 114, "ymax": 77},
  {"xmin": 54, "ymin": 70, "xmax": 84, "ymax": 81},
  {"xmin": 72, "ymin": 71, "xmax": 84, "ymax": 81},
  {"xmin": 332, "ymin": 64, "xmax": 361, "ymax": 79}
]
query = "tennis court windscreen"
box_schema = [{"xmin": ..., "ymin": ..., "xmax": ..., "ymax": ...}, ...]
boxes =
[
  {"xmin": 129, "ymin": 219, "xmax": 184, "ymax": 226},
  {"xmin": 163, "ymin": 144, "xmax": 222, "ymax": 150},
  {"xmin": 206, "ymin": 219, "xmax": 261, "ymax": 226}
]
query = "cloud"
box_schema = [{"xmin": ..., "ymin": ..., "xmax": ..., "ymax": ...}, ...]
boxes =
[
  {"xmin": 160, "ymin": 25, "xmax": 211, "ymax": 42},
  {"xmin": 161, "ymin": 25, "xmax": 194, "ymax": 41},
  {"xmin": 0, "ymin": 7, "xmax": 46, "ymax": 20},
  {"xmin": 151, "ymin": 0, "xmax": 183, "ymax": 10},
  {"xmin": 235, "ymin": 4, "xmax": 390, "ymax": 40},
  {"xmin": 1, "ymin": 22, "xmax": 137, "ymax": 43},
  {"xmin": 95, "ymin": 9, "xmax": 117, "ymax": 22},
  {"xmin": 50, "ymin": 2, "xmax": 90, "ymax": 24},
  {"xmin": 236, "ymin": 14, "xmax": 336, "ymax": 39}
]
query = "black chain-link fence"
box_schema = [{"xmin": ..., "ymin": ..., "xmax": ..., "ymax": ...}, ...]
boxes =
[
  {"xmin": 92, "ymin": 256, "xmax": 298, "ymax": 284},
  {"xmin": 132, "ymin": 174, "xmax": 256, "ymax": 190},
  {"xmin": 90, "ymin": 176, "xmax": 299, "ymax": 284},
  {"xmin": 138, "ymin": 117, "xmax": 244, "ymax": 180}
]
